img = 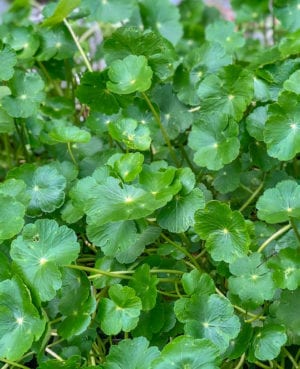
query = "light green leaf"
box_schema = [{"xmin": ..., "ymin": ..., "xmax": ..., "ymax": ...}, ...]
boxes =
[
  {"xmin": 274, "ymin": 0, "xmax": 300, "ymax": 32},
  {"xmin": 0, "ymin": 194, "xmax": 25, "ymax": 242},
  {"xmin": 97, "ymin": 284, "xmax": 142, "ymax": 335},
  {"xmin": 8, "ymin": 164, "xmax": 67, "ymax": 216},
  {"xmin": 249, "ymin": 324, "xmax": 287, "ymax": 361},
  {"xmin": 181, "ymin": 270, "xmax": 215, "ymax": 296},
  {"xmin": 103, "ymin": 337, "xmax": 160, "ymax": 369},
  {"xmin": 194, "ymin": 201, "xmax": 250, "ymax": 263},
  {"xmin": 188, "ymin": 115, "xmax": 240, "ymax": 170},
  {"xmin": 139, "ymin": 0, "xmax": 183, "ymax": 45},
  {"xmin": 264, "ymin": 92, "xmax": 300, "ymax": 160},
  {"xmin": 256, "ymin": 180, "xmax": 300, "ymax": 223},
  {"xmin": 175, "ymin": 294, "xmax": 240, "ymax": 353},
  {"xmin": 151, "ymin": 336, "xmax": 219, "ymax": 369},
  {"xmin": 2, "ymin": 70, "xmax": 44, "ymax": 118},
  {"xmin": 4, "ymin": 26, "xmax": 39, "ymax": 59},
  {"xmin": 107, "ymin": 55, "xmax": 153, "ymax": 94},
  {"xmin": 129, "ymin": 264, "xmax": 158, "ymax": 311},
  {"xmin": 0, "ymin": 277, "xmax": 45, "ymax": 360},
  {"xmin": 157, "ymin": 188, "xmax": 205, "ymax": 233},
  {"xmin": 108, "ymin": 118, "xmax": 151, "ymax": 151},
  {"xmin": 10, "ymin": 219, "xmax": 80, "ymax": 301},
  {"xmin": 107, "ymin": 152, "xmax": 144, "ymax": 182},
  {"xmin": 228, "ymin": 253, "xmax": 276, "ymax": 305},
  {"xmin": 268, "ymin": 248, "xmax": 300, "ymax": 290},
  {"xmin": 0, "ymin": 108, "xmax": 14, "ymax": 133},
  {"xmin": 47, "ymin": 120, "xmax": 91, "ymax": 143},
  {"xmin": 283, "ymin": 70, "xmax": 300, "ymax": 93},
  {"xmin": 0, "ymin": 47, "xmax": 17, "ymax": 81},
  {"xmin": 205, "ymin": 20, "xmax": 245, "ymax": 54},
  {"xmin": 246, "ymin": 106, "xmax": 268, "ymax": 141},
  {"xmin": 212, "ymin": 160, "xmax": 241, "ymax": 194},
  {"xmin": 42, "ymin": 0, "xmax": 81, "ymax": 27},
  {"xmin": 197, "ymin": 66, "xmax": 254, "ymax": 121}
]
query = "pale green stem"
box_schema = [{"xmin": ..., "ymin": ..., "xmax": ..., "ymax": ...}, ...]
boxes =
[
  {"xmin": 257, "ymin": 224, "xmax": 291, "ymax": 253},
  {"xmin": 45, "ymin": 347, "xmax": 64, "ymax": 361},
  {"xmin": 233, "ymin": 353, "xmax": 246, "ymax": 369},
  {"xmin": 67, "ymin": 142, "xmax": 77, "ymax": 165},
  {"xmin": 63, "ymin": 18, "xmax": 93, "ymax": 72},
  {"xmin": 66, "ymin": 264, "xmax": 133, "ymax": 280},
  {"xmin": 0, "ymin": 360, "xmax": 30, "ymax": 369},
  {"xmin": 239, "ymin": 180, "xmax": 265, "ymax": 212},
  {"xmin": 283, "ymin": 347, "xmax": 299, "ymax": 369},
  {"xmin": 289, "ymin": 217, "xmax": 300, "ymax": 244}
]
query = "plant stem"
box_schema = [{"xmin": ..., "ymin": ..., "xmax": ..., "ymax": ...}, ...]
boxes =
[
  {"xmin": 289, "ymin": 217, "xmax": 300, "ymax": 244},
  {"xmin": 233, "ymin": 353, "xmax": 245, "ymax": 369},
  {"xmin": 239, "ymin": 179, "xmax": 265, "ymax": 212},
  {"xmin": 257, "ymin": 224, "xmax": 291, "ymax": 253},
  {"xmin": 66, "ymin": 264, "xmax": 133, "ymax": 280},
  {"xmin": 141, "ymin": 92, "xmax": 180, "ymax": 167},
  {"xmin": 63, "ymin": 18, "xmax": 93, "ymax": 72},
  {"xmin": 67, "ymin": 142, "xmax": 77, "ymax": 165},
  {"xmin": 3, "ymin": 133, "xmax": 12, "ymax": 169},
  {"xmin": 282, "ymin": 347, "xmax": 299, "ymax": 369},
  {"xmin": 0, "ymin": 360, "xmax": 30, "ymax": 369},
  {"xmin": 45, "ymin": 347, "xmax": 64, "ymax": 361},
  {"xmin": 255, "ymin": 361, "xmax": 272, "ymax": 369},
  {"xmin": 161, "ymin": 233, "xmax": 202, "ymax": 271},
  {"xmin": 179, "ymin": 144, "xmax": 197, "ymax": 173},
  {"xmin": 37, "ymin": 61, "xmax": 63, "ymax": 96}
]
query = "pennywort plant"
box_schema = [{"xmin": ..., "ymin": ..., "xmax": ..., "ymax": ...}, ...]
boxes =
[{"xmin": 0, "ymin": 0, "xmax": 300, "ymax": 368}]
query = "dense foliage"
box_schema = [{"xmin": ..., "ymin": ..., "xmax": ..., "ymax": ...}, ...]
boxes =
[{"xmin": 0, "ymin": 0, "xmax": 300, "ymax": 368}]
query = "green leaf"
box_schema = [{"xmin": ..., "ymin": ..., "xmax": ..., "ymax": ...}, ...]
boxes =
[
  {"xmin": 181, "ymin": 270, "xmax": 215, "ymax": 296},
  {"xmin": 228, "ymin": 253, "xmax": 276, "ymax": 305},
  {"xmin": 0, "ymin": 108, "xmax": 14, "ymax": 133},
  {"xmin": 246, "ymin": 106, "xmax": 268, "ymax": 141},
  {"xmin": 42, "ymin": 0, "xmax": 81, "ymax": 27},
  {"xmin": 270, "ymin": 288, "xmax": 300, "ymax": 344},
  {"xmin": 2, "ymin": 70, "xmax": 45, "ymax": 118},
  {"xmin": 8, "ymin": 164, "xmax": 67, "ymax": 216},
  {"xmin": 151, "ymin": 336, "xmax": 219, "ymax": 369},
  {"xmin": 129, "ymin": 264, "xmax": 158, "ymax": 311},
  {"xmin": 37, "ymin": 25, "xmax": 76, "ymax": 60},
  {"xmin": 107, "ymin": 55, "xmax": 153, "ymax": 94},
  {"xmin": 175, "ymin": 294, "xmax": 240, "ymax": 353},
  {"xmin": 10, "ymin": 219, "xmax": 80, "ymax": 301},
  {"xmin": 81, "ymin": 0, "xmax": 137, "ymax": 23},
  {"xmin": 151, "ymin": 84, "xmax": 193, "ymax": 140},
  {"xmin": 256, "ymin": 180, "xmax": 300, "ymax": 223},
  {"xmin": 197, "ymin": 66, "xmax": 254, "ymax": 121},
  {"xmin": 264, "ymin": 92, "xmax": 300, "ymax": 160},
  {"xmin": 212, "ymin": 160, "xmax": 241, "ymax": 194},
  {"xmin": 139, "ymin": 0, "xmax": 183, "ymax": 45},
  {"xmin": 188, "ymin": 114, "xmax": 240, "ymax": 170},
  {"xmin": 108, "ymin": 118, "xmax": 151, "ymax": 151},
  {"xmin": 0, "ymin": 46, "xmax": 17, "ymax": 81},
  {"xmin": 97, "ymin": 284, "xmax": 142, "ymax": 335},
  {"xmin": 274, "ymin": 0, "xmax": 300, "ymax": 32},
  {"xmin": 157, "ymin": 188, "xmax": 205, "ymax": 233},
  {"xmin": 103, "ymin": 337, "xmax": 160, "ymax": 369},
  {"xmin": 248, "ymin": 324, "xmax": 287, "ymax": 361},
  {"xmin": 0, "ymin": 277, "xmax": 45, "ymax": 360},
  {"xmin": 107, "ymin": 153, "xmax": 144, "ymax": 182},
  {"xmin": 4, "ymin": 26, "xmax": 40, "ymax": 59},
  {"xmin": 0, "ymin": 194, "xmax": 25, "ymax": 242},
  {"xmin": 76, "ymin": 71, "xmax": 123, "ymax": 114},
  {"xmin": 103, "ymin": 27, "xmax": 177, "ymax": 81},
  {"xmin": 37, "ymin": 357, "xmax": 81, "ymax": 369},
  {"xmin": 47, "ymin": 120, "xmax": 91, "ymax": 143},
  {"xmin": 205, "ymin": 20, "xmax": 245, "ymax": 54},
  {"xmin": 194, "ymin": 201, "xmax": 250, "ymax": 263},
  {"xmin": 268, "ymin": 248, "xmax": 300, "ymax": 290},
  {"xmin": 283, "ymin": 70, "xmax": 300, "ymax": 94}
]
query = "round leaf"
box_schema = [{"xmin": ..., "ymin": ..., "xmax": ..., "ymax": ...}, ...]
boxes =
[
  {"xmin": 256, "ymin": 180, "xmax": 300, "ymax": 223},
  {"xmin": 10, "ymin": 219, "xmax": 80, "ymax": 301},
  {"xmin": 107, "ymin": 55, "xmax": 153, "ymax": 94},
  {"xmin": 0, "ymin": 46, "xmax": 17, "ymax": 81},
  {"xmin": 0, "ymin": 194, "xmax": 25, "ymax": 242},
  {"xmin": 194, "ymin": 201, "xmax": 250, "ymax": 263},
  {"xmin": 0, "ymin": 277, "xmax": 45, "ymax": 360}
]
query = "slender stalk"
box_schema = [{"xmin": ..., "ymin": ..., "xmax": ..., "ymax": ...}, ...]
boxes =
[
  {"xmin": 289, "ymin": 217, "xmax": 300, "ymax": 244},
  {"xmin": 45, "ymin": 347, "xmax": 64, "ymax": 361},
  {"xmin": 255, "ymin": 361, "xmax": 273, "ymax": 369},
  {"xmin": 233, "ymin": 353, "xmax": 245, "ymax": 369},
  {"xmin": 161, "ymin": 233, "xmax": 202, "ymax": 271},
  {"xmin": 66, "ymin": 264, "xmax": 133, "ymax": 280},
  {"xmin": 67, "ymin": 142, "xmax": 77, "ymax": 165},
  {"xmin": 63, "ymin": 18, "xmax": 93, "ymax": 72},
  {"xmin": 257, "ymin": 224, "xmax": 291, "ymax": 253},
  {"xmin": 239, "ymin": 179, "xmax": 265, "ymax": 212},
  {"xmin": 0, "ymin": 360, "xmax": 30, "ymax": 369},
  {"xmin": 3, "ymin": 133, "xmax": 12, "ymax": 168},
  {"xmin": 141, "ymin": 92, "xmax": 180, "ymax": 167},
  {"xmin": 179, "ymin": 144, "xmax": 197, "ymax": 173},
  {"xmin": 282, "ymin": 347, "xmax": 299, "ymax": 369},
  {"xmin": 37, "ymin": 61, "xmax": 63, "ymax": 96}
]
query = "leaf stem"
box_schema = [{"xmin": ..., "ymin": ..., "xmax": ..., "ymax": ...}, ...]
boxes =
[
  {"xmin": 255, "ymin": 361, "xmax": 273, "ymax": 369},
  {"xmin": 37, "ymin": 61, "xmax": 63, "ymax": 96},
  {"xmin": 257, "ymin": 224, "xmax": 291, "ymax": 253},
  {"xmin": 66, "ymin": 264, "xmax": 133, "ymax": 280},
  {"xmin": 0, "ymin": 360, "xmax": 30, "ymax": 369},
  {"xmin": 67, "ymin": 142, "xmax": 77, "ymax": 165},
  {"xmin": 161, "ymin": 233, "xmax": 203, "ymax": 271},
  {"xmin": 233, "ymin": 353, "xmax": 245, "ymax": 369},
  {"xmin": 141, "ymin": 92, "xmax": 180, "ymax": 167},
  {"xmin": 239, "ymin": 179, "xmax": 265, "ymax": 212},
  {"xmin": 45, "ymin": 347, "xmax": 64, "ymax": 362},
  {"xmin": 289, "ymin": 217, "xmax": 300, "ymax": 244},
  {"xmin": 282, "ymin": 347, "xmax": 299, "ymax": 369},
  {"xmin": 63, "ymin": 18, "xmax": 93, "ymax": 72}
]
